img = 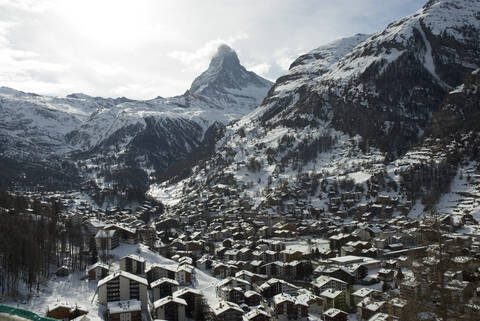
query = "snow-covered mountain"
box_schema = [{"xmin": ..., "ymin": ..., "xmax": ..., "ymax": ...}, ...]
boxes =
[
  {"xmin": 257, "ymin": 0, "xmax": 480, "ymax": 155},
  {"xmin": 150, "ymin": 0, "xmax": 480, "ymax": 216},
  {"xmin": 0, "ymin": 45, "xmax": 273, "ymax": 188}
]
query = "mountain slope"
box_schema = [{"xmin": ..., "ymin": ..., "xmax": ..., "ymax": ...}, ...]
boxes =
[
  {"xmin": 150, "ymin": 0, "xmax": 480, "ymax": 217},
  {"xmin": 0, "ymin": 45, "xmax": 273, "ymax": 189},
  {"xmin": 257, "ymin": 0, "xmax": 480, "ymax": 155}
]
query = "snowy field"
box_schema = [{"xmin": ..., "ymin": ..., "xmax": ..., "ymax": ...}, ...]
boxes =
[{"xmin": 6, "ymin": 243, "xmax": 221, "ymax": 321}]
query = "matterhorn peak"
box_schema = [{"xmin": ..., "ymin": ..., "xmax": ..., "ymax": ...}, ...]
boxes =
[
  {"xmin": 189, "ymin": 44, "xmax": 272, "ymax": 96},
  {"xmin": 206, "ymin": 44, "xmax": 241, "ymax": 73},
  {"xmin": 214, "ymin": 44, "xmax": 236, "ymax": 57}
]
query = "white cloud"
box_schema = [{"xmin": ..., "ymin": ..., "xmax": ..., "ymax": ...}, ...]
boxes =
[
  {"xmin": 247, "ymin": 63, "xmax": 272, "ymax": 76},
  {"xmin": 0, "ymin": 0, "xmax": 425, "ymax": 99},
  {"xmin": 169, "ymin": 33, "xmax": 248, "ymax": 71}
]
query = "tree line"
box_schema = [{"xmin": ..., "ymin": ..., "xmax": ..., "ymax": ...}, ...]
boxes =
[{"xmin": 0, "ymin": 191, "xmax": 94, "ymax": 298}]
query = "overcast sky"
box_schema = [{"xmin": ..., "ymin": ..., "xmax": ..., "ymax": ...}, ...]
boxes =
[{"xmin": 0, "ymin": 0, "xmax": 425, "ymax": 99}]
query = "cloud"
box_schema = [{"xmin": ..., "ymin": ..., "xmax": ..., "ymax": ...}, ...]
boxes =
[
  {"xmin": 0, "ymin": 0, "xmax": 425, "ymax": 99},
  {"xmin": 168, "ymin": 33, "xmax": 249, "ymax": 71},
  {"xmin": 273, "ymin": 48, "xmax": 304, "ymax": 71},
  {"xmin": 247, "ymin": 63, "xmax": 272, "ymax": 76}
]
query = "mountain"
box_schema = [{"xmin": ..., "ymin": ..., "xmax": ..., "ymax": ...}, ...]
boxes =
[
  {"xmin": 258, "ymin": 0, "xmax": 480, "ymax": 156},
  {"xmin": 149, "ymin": 0, "xmax": 480, "ymax": 217},
  {"xmin": 189, "ymin": 44, "xmax": 273, "ymax": 108},
  {"xmin": 0, "ymin": 45, "xmax": 273, "ymax": 189}
]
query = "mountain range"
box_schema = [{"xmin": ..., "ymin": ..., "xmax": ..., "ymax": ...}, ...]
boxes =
[
  {"xmin": 0, "ymin": 45, "xmax": 272, "ymax": 189},
  {"xmin": 1, "ymin": 0, "xmax": 480, "ymax": 216},
  {"xmin": 149, "ymin": 0, "xmax": 480, "ymax": 215}
]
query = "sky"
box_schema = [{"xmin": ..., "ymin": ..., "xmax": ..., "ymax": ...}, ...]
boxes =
[{"xmin": 0, "ymin": 0, "xmax": 425, "ymax": 100}]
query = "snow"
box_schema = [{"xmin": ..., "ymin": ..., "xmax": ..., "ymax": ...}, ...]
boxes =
[
  {"xmin": 6, "ymin": 271, "xmax": 103, "ymax": 320},
  {"xmin": 436, "ymin": 162, "xmax": 480, "ymax": 230},
  {"xmin": 0, "ymin": 44, "xmax": 272, "ymax": 161},
  {"xmin": 7, "ymin": 243, "xmax": 222, "ymax": 321}
]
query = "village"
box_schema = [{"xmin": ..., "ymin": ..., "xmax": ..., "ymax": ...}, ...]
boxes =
[{"xmin": 1, "ymin": 185, "xmax": 480, "ymax": 321}]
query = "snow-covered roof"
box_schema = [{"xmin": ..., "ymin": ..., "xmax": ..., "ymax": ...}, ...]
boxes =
[
  {"xmin": 324, "ymin": 308, "xmax": 347, "ymax": 317},
  {"xmin": 87, "ymin": 262, "xmax": 109, "ymax": 271},
  {"xmin": 172, "ymin": 287, "xmax": 202, "ymax": 298},
  {"xmin": 95, "ymin": 229, "xmax": 116, "ymax": 238},
  {"xmin": 151, "ymin": 277, "xmax": 179, "ymax": 288},
  {"xmin": 120, "ymin": 254, "xmax": 146, "ymax": 263},
  {"xmin": 98, "ymin": 270, "xmax": 147, "ymax": 287},
  {"xmin": 312, "ymin": 275, "xmax": 347, "ymax": 288},
  {"xmin": 153, "ymin": 296, "xmax": 187, "ymax": 309},
  {"xmin": 244, "ymin": 308, "xmax": 269, "ymax": 320},
  {"xmin": 352, "ymin": 287, "xmax": 377, "ymax": 297},
  {"xmin": 213, "ymin": 301, "xmax": 243, "ymax": 315},
  {"xmin": 320, "ymin": 289, "xmax": 343, "ymax": 299}
]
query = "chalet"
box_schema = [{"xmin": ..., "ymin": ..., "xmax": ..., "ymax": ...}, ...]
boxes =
[
  {"xmin": 86, "ymin": 219, "xmax": 106, "ymax": 235},
  {"xmin": 106, "ymin": 300, "xmax": 141, "ymax": 321},
  {"xmin": 172, "ymin": 288, "xmax": 202, "ymax": 320},
  {"xmin": 46, "ymin": 303, "xmax": 88, "ymax": 320},
  {"xmin": 262, "ymin": 261, "xmax": 284, "ymax": 278},
  {"xmin": 377, "ymin": 269, "xmax": 396, "ymax": 282},
  {"xmin": 273, "ymin": 293, "xmax": 308, "ymax": 321},
  {"xmin": 269, "ymin": 240, "xmax": 286, "ymax": 252},
  {"xmin": 119, "ymin": 255, "xmax": 146, "ymax": 275},
  {"xmin": 217, "ymin": 286, "xmax": 245, "ymax": 304},
  {"xmin": 329, "ymin": 233, "xmax": 358, "ymax": 252},
  {"xmin": 296, "ymin": 291, "xmax": 324, "ymax": 314},
  {"xmin": 235, "ymin": 270, "xmax": 267, "ymax": 285},
  {"xmin": 216, "ymin": 277, "xmax": 251, "ymax": 293},
  {"xmin": 280, "ymin": 249, "xmax": 303, "ymax": 262},
  {"xmin": 352, "ymin": 288, "xmax": 379, "ymax": 306},
  {"xmin": 311, "ymin": 276, "xmax": 348, "ymax": 296},
  {"xmin": 151, "ymin": 278, "xmax": 179, "ymax": 302},
  {"xmin": 388, "ymin": 298, "xmax": 407, "ymax": 319},
  {"xmin": 244, "ymin": 308, "xmax": 270, "ymax": 321},
  {"xmin": 178, "ymin": 256, "xmax": 193, "ymax": 266},
  {"xmin": 146, "ymin": 264, "xmax": 176, "ymax": 284},
  {"xmin": 175, "ymin": 264, "xmax": 193, "ymax": 285},
  {"xmin": 95, "ymin": 229, "xmax": 119, "ymax": 251},
  {"xmin": 320, "ymin": 289, "xmax": 350, "ymax": 312},
  {"xmin": 323, "ymin": 308, "xmax": 348, "ymax": 321},
  {"xmin": 104, "ymin": 225, "xmax": 137, "ymax": 244},
  {"xmin": 88, "ymin": 262, "xmax": 109, "ymax": 280},
  {"xmin": 155, "ymin": 218, "xmax": 180, "ymax": 230},
  {"xmin": 213, "ymin": 301, "xmax": 244, "ymax": 321},
  {"xmin": 317, "ymin": 266, "xmax": 355, "ymax": 285},
  {"xmin": 264, "ymin": 250, "xmax": 278, "ymax": 263},
  {"xmin": 196, "ymin": 257, "xmax": 212, "ymax": 271},
  {"xmin": 97, "ymin": 271, "xmax": 148, "ymax": 308},
  {"xmin": 367, "ymin": 313, "xmax": 396, "ymax": 321},
  {"xmin": 356, "ymin": 297, "xmax": 386, "ymax": 321},
  {"xmin": 244, "ymin": 290, "xmax": 263, "ymax": 306},
  {"xmin": 248, "ymin": 260, "xmax": 264, "ymax": 274},
  {"xmin": 225, "ymin": 249, "xmax": 240, "ymax": 261},
  {"xmin": 185, "ymin": 241, "xmax": 203, "ymax": 257},
  {"xmin": 153, "ymin": 296, "xmax": 187, "ymax": 321},
  {"xmin": 212, "ymin": 262, "xmax": 237, "ymax": 278},
  {"xmin": 238, "ymin": 248, "xmax": 253, "ymax": 261},
  {"xmin": 259, "ymin": 278, "xmax": 298, "ymax": 298}
]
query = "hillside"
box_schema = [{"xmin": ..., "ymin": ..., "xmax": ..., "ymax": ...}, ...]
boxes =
[{"xmin": 149, "ymin": 0, "xmax": 480, "ymax": 224}]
